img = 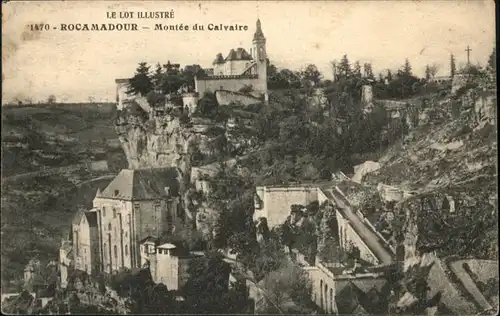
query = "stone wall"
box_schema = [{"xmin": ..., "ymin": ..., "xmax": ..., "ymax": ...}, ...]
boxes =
[
  {"xmin": 215, "ymin": 90, "xmax": 262, "ymax": 106},
  {"xmin": 303, "ymin": 264, "xmax": 337, "ymax": 314},
  {"xmin": 182, "ymin": 93, "xmax": 199, "ymax": 114},
  {"xmin": 73, "ymin": 217, "xmax": 93, "ymax": 274},
  {"xmin": 116, "ymin": 80, "xmax": 132, "ymax": 110},
  {"xmin": 195, "ymin": 76, "xmax": 261, "ymax": 98},
  {"xmin": 153, "ymin": 253, "xmax": 180, "ymax": 290},
  {"xmin": 254, "ymin": 186, "xmax": 319, "ymax": 228},
  {"xmin": 335, "ymin": 208, "xmax": 381, "ymax": 265},
  {"xmin": 92, "ymin": 197, "xmax": 181, "ymax": 273}
]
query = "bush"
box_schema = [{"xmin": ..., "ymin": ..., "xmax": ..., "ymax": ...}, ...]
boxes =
[{"xmin": 239, "ymin": 85, "xmax": 254, "ymax": 94}]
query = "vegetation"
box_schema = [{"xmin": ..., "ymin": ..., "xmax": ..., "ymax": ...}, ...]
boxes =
[
  {"xmin": 126, "ymin": 61, "xmax": 206, "ymax": 98},
  {"xmin": 183, "ymin": 252, "xmax": 247, "ymax": 314},
  {"xmin": 1, "ymin": 104, "xmax": 125, "ymax": 290}
]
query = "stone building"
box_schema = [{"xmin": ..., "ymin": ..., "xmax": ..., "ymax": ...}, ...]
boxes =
[
  {"xmin": 139, "ymin": 238, "xmax": 201, "ymax": 291},
  {"xmin": 59, "ymin": 240, "xmax": 72, "ymax": 289},
  {"xmin": 253, "ymin": 185, "xmax": 320, "ymax": 229},
  {"xmin": 72, "ymin": 209, "xmax": 100, "ymax": 275},
  {"xmin": 91, "ymin": 167, "xmax": 183, "ymax": 273},
  {"xmin": 115, "ymin": 19, "xmax": 269, "ymax": 113},
  {"xmin": 254, "ymin": 182, "xmax": 395, "ymax": 266},
  {"xmin": 195, "ymin": 19, "xmax": 268, "ymax": 103}
]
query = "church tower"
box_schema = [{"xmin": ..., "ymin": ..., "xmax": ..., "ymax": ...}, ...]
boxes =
[{"xmin": 252, "ymin": 19, "xmax": 268, "ymax": 98}]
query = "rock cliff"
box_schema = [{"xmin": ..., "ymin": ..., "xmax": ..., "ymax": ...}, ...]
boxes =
[
  {"xmin": 114, "ymin": 104, "xmax": 225, "ymax": 173},
  {"xmin": 358, "ymin": 81, "xmax": 497, "ymax": 314}
]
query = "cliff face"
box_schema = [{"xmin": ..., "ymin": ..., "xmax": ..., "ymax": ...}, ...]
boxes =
[
  {"xmin": 115, "ymin": 109, "xmax": 224, "ymax": 173},
  {"xmin": 359, "ymin": 80, "xmax": 498, "ymax": 314}
]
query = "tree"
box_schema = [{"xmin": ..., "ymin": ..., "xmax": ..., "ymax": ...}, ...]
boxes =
[
  {"xmin": 330, "ymin": 60, "xmax": 338, "ymax": 81},
  {"xmin": 353, "ymin": 61, "xmax": 362, "ymax": 79},
  {"xmin": 301, "ymin": 64, "xmax": 322, "ymax": 87},
  {"xmin": 158, "ymin": 61, "xmax": 185, "ymax": 94},
  {"xmin": 182, "ymin": 64, "xmax": 206, "ymax": 89},
  {"xmin": 487, "ymin": 47, "xmax": 496, "ymax": 73},
  {"xmin": 450, "ymin": 53, "xmax": 457, "ymax": 78},
  {"xmin": 261, "ymin": 260, "xmax": 312, "ymax": 313},
  {"xmin": 386, "ymin": 70, "xmax": 393, "ymax": 82},
  {"xmin": 363, "ymin": 63, "xmax": 374, "ymax": 80},
  {"xmin": 151, "ymin": 63, "xmax": 163, "ymax": 89},
  {"xmin": 337, "ymin": 55, "xmax": 351, "ymax": 79},
  {"xmin": 47, "ymin": 95, "xmax": 56, "ymax": 104},
  {"xmin": 126, "ymin": 62, "xmax": 153, "ymax": 96},
  {"xmin": 402, "ymin": 58, "xmax": 412, "ymax": 77},
  {"xmin": 428, "ymin": 64, "xmax": 439, "ymax": 78},
  {"xmin": 425, "ymin": 65, "xmax": 431, "ymax": 81},
  {"xmin": 195, "ymin": 91, "xmax": 218, "ymax": 118},
  {"xmin": 184, "ymin": 252, "xmax": 232, "ymax": 314}
]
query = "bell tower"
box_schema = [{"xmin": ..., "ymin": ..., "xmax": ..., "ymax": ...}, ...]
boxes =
[{"xmin": 252, "ymin": 19, "xmax": 268, "ymax": 97}]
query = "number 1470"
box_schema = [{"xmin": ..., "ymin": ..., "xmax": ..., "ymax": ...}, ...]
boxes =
[{"xmin": 29, "ymin": 24, "xmax": 50, "ymax": 31}]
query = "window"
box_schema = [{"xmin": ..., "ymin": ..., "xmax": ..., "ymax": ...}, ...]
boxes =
[
  {"xmin": 108, "ymin": 223, "xmax": 112, "ymax": 231},
  {"xmin": 102, "ymin": 207, "xmax": 106, "ymax": 217},
  {"xmin": 114, "ymin": 245, "xmax": 118, "ymax": 258},
  {"xmin": 125, "ymin": 231, "xmax": 128, "ymax": 238},
  {"xmin": 113, "ymin": 208, "xmax": 117, "ymax": 219},
  {"xmin": 84, "ymin": 248, "xmax": 87, "ymax": 254},
  {"xmin": 125, "ymin": 245, "xmax": 128, "ymax": 256}
]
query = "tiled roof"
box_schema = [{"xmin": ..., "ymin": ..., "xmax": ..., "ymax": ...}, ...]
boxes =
[
  {"xmin": 72, "ymin": 209, "xmax": 98, "ymax": 227},
  {"xmin": 213, "ymin": 53, "xmax": 225, "ymax": 65},
  {"xmin": 225, "ymin": 48, "xmax": 253, "ymax": 61},
  {"xmin": 98, "ymin": 168, "xmax": 179, "ymax": 201},
  {"xmin": 139, "ymin": 236, "xmax": 157, "ymax": 244}
]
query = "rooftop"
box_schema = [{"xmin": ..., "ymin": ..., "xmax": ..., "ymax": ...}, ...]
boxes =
[
  {"xmin": 97, "ymin": 168, "xmax": 179, "ymax": 201},
  {"xmin": 225, "ymin": 48, "xmax": 253, "ymax": 61},
  {"xmin": 72, "ymin": 209, "xmax": 98, "ymax": 227}
]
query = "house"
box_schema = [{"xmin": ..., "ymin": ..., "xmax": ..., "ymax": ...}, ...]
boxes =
[
  {"xmin": 194, "ymin": 19, "xmax": 268, "ymax": 103},
  {"xmin": 115, "ymin": 19, "xmax": 269, "ymax": 113},
  {"xmin": 253, "ymin": 184, "xmax": 321, "ymax": 229},
  {"xmin": 92, "ymin": 167, "xmax": 183, "ymax": 273},
  {"xmin": 59, "ymin": 240, "xmax": 73, "ymax": 289},
  {"xmin": 253, "ymin": 181, "xmax": 395, "ymax": 265},
  {"xmin": 72, "ymin": 209, "xmax": 100, "ymax": 276},
  {"xmin": 139, "ymin": 237, "xmax": 201, "ymax": 291}
]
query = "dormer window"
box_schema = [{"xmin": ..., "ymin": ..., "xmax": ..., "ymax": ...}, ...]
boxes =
[{"xmin": 114, "ymin": 190, "xmax": 119, "ymax": 196}]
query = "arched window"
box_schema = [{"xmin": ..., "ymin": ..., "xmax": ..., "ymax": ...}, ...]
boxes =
[
  {"xmin": 108, "ymin": 223, "xmax": 112, "ymax": 231},
  {"xmin": 330, "ymin": 288, "xmax": 334, "ymax": 313},
  {"xmin": 125, "ymin": 245, "xmax": 128, "ymax": 256},
  {"xmin": 325, "ymin": 284, "xmax": 329, "ymax": 313},
  {"xmin": 320, "ymin": 280, "xmax": 324, "ymax": 309},
  {"xmin": 114, "ymin": 245, "xmax": 118, "ymax": 258},
  {"xmin": 113, "ymin": 208, "xmax": 117, "ymax": 219}
]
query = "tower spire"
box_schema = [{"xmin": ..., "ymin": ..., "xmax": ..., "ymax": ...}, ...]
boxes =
[{"xmin": 253, "ymin": 19, "xmax": 265, "ymax": 41}]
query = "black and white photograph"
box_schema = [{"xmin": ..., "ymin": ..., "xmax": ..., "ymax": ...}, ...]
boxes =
[{"xmin": 1, "ymin": 1, "xmax": 498, "ymax": 314}]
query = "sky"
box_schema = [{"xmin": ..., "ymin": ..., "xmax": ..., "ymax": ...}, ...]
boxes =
[{"xmin": 2, "ymin": 0, "xmax": 496, "ymax": 103}]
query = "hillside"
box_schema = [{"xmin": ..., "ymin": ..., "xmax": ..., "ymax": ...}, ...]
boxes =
[
  {"xmin": 1, "ymin": 103, "xmax": 126, "ymax": 291},
  {"xmin": 1, "ymin": 103, "xmax": 127, "ymax": 176},
  {"xmin": 361, "ymin": 85, "xmax": 497, "ymax": 260}
]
